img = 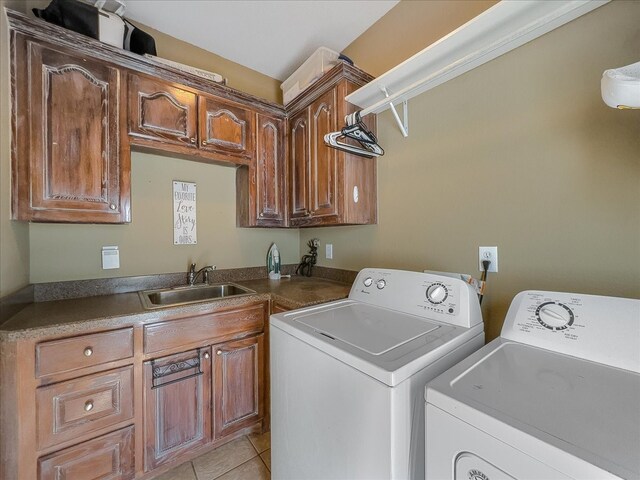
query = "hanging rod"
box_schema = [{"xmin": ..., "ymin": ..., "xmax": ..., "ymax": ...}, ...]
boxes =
[{"xmin": 346, "ymin": 0, "xmax": 610, "ymax": 130}]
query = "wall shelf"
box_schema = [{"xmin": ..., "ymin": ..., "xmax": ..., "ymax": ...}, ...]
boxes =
[{"xmin": 346, "ymin": 0, "xmax": 610, "ymax": 128}]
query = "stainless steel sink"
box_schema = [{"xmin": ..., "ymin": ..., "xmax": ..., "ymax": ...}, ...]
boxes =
[{"xmin": 139, "ymin": 283, "xmax": 256, "ymax": 309}]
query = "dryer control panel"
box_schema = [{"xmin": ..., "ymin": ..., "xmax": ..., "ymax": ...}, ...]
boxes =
[
  {"xmin": 349, "ymin": 269, "xmax": 483, "ymax": 328},
  {"xmin": 502, "ymin": 290, "xmax": 640, "ymax": 372}
]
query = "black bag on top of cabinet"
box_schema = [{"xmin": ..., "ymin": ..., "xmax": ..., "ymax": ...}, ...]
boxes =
[
  {"xmin": 32, "ymin": 0, "xmax": 157, "ymax": 56},
  {"xmin": 33, "ymin": 0, "xmax": 99, "ymax": 40}
]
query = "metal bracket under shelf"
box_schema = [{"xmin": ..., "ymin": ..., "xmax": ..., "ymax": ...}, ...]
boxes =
[{"xmin": 380, "ymin": 86, "xmax": 408, "ymax": 138}]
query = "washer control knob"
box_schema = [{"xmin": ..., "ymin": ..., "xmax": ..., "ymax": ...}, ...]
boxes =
[
  {"xmin": 426, "ymin": 283, "xmax": 448, "ymax": 304},
  {"xmin": 376, "ymin": 279, "xmax": 386, "ymax": 290},
  {"xmin": 536, "ymin": 302, "xmax": 574, "ymax": 330},
  {"xmin": 363, "ymin": 277, "xmax": 373, "ymax": 287}
]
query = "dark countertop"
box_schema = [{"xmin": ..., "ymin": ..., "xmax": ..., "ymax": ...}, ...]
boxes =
[{"xmin": 0, "ymin": 276, "xmax": 351, "ymax": 341}]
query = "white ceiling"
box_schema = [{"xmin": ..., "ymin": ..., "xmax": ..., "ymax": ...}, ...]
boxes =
[{"xmin": 125, "ymin": 0, "xmax": 399, "ymax": 81}]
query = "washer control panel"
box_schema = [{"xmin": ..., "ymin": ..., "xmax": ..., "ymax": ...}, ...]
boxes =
[
  {"xmin": 349, "ymin": 268, "xmax": 483, "ymax": 328},
  {"xmin": 502, "ymin": 290, "xmax": 640, "ymax": 372}
]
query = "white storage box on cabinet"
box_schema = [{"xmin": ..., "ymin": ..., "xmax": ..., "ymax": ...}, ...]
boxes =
[{"xmin": 281, "ymin": 47, "xmax": 339, "ymax": 105}]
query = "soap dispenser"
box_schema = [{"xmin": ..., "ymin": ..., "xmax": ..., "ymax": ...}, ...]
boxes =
[{"xmin": 267, "ymin": 243, "xmax": 281, "ymax": 280}]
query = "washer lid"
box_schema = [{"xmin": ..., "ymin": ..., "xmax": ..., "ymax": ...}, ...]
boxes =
[
  {"xmin": 296, "ymin": 303, "xmax": 440, "ymax": 355},
  {"xmin": 271, "ymin": 299, "xmax": 482, "ymax": 386}
]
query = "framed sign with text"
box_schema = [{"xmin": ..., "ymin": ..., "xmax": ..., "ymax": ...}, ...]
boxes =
[{"xmin": 173, "ymin": 181, "xmax": 197, "ymax": 245}]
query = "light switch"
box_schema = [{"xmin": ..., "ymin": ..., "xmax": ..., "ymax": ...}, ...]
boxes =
[{"xmin": 102, "ymin": 246, "xmax": 120, "ymax": 269}]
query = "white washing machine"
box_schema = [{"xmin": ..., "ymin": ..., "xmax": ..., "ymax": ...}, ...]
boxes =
[
  {"xmin": 426, "ymin": 290, "xmax": 640, "ymax": 480},
  {"xmin": 270, "ymin": 268, "xmax": 484, "ymax": 480}
]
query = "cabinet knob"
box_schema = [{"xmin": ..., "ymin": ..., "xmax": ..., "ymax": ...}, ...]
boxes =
[
  {"xmin": 202, "ymin": 140, "xmax": 208, "ymax": 146},
  {"xmin": 83, "ymin": 347, "xmax": 93, "ymax": 357},
  {"xmin": 84, "ymin": 400, "xmax": 94, "ymax": 412},
  {"xmin": 203, "ymin": 352, "xmax": 210, "ymax": 359},
  {"xmin": 109, "ymin": 204, "xmax": 116, "ymax": 210},
  {"xmin": 259, "ymin": 213, "xmax": 264, "ymax": 217},
  {"xmin": 216, "ymin": 350, "xmax": 223, "ymax": 356},
  {"xmin": 190, "ymin": 137, "xmax": 196, "ymax": 144}
]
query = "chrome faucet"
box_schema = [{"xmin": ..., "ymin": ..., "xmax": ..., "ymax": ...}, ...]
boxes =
[{"xmin": 187, "ymin": 263, "xmax": 216, "ymax": 286}]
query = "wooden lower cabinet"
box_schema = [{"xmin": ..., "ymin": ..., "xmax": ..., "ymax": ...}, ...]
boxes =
[
  {"xmin": 144, "ymin": 336, "xmax": 265, "ymax": 469},
  {"xmin": 143, "ymin": 348, "xmax": 212, "ymax": 471},
  {"xmin": 213, "ymin": 335, "xmax": 265, "ymax": 439},
  {"xmin": 38, "ymin": 426, "xmax": 135, "ymax": 480},
  {"xmin": 1, "ymin": 302, "xmax": 268, "ymax": 479}
]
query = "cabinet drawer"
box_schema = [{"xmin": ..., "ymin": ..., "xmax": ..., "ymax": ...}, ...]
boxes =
[
  {"xmin": 36, "ymin": 328, "xmax": 133, "ymax": 378},
  {"xmin": 38, "ymin": 426, "xmax": 134, "ymax": 480},
  {"xmin": 144, "ymin": 303, "xmax": 265, "ymax": 354},
  {"xmin": 37, "ymin": 366, "xmax": 134, "ymax": 450}
]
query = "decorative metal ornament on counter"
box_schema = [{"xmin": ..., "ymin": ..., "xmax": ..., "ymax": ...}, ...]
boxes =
[{"xmin": 296, "ymin": 238, "xmax": 319, "ymax": 277}]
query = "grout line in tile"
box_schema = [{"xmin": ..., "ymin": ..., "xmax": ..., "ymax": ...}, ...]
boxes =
[
  {"xmin": 190, "ymin": 461, "xmax": 199, "ymax": 480},
  {"xmin": 258, "ymin": 452, "xmax": 270, "ymax": 473},
  {"xmin": 247, "ymin": 435, "xmax": 260, "ymax": 455},
  {"xmin": 220, "ymin": 455, "xmax": 266, "ymax": 479},
  {"xmin": 206, "ymin": 438, "xmax": 259, "ymax": 480}
]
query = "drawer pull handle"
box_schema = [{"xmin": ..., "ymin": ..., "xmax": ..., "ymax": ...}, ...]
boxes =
[
  {"xmin": 202, "ymin": 140, "xmax": 208, "ymax": 146},
  {"xmin": 83, "ymin": 347, "xmax": 93, "ymax": 357},
  {"xmin": 190, "ymin": 137, "xmax": 196, "ymax": 144},
  {"xmin": 84, "ymin": 400, "xmax": 94, "ymax": 412},
  {"xmin": 203, "ymin": 352, "xmax": 210, "ymax": 359},
  {"xmin": 216, "ymin": 350, "xmax": 223, "ymax": 356}
]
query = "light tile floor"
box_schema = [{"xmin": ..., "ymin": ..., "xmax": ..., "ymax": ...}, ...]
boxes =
[{"xmin": 152, "ymin": 432, "xmax": 270, "ymax": 480}]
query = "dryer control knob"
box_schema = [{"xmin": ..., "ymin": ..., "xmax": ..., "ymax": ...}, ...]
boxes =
[
  {"xmin": 363, "ymin": 277, "xmax": 373, "ymax": 287},
  {"xmin": 376, "ymin": 279, "xmax": 386, "ymax": 290}
]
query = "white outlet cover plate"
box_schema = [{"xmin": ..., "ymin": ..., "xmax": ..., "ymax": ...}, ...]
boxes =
[
  {"xmin": 326, "ymin": 244, "xmax": 333, "ymax": 259},
  {"xmin": 102, "ymin": 246, "xmax": 120, "ymax": 270},
  {"xmin": 479, "ymin": 246, "xmax": 498, "ymax": 272}
]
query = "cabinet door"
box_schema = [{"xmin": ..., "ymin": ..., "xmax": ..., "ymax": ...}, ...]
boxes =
[
  {"xmin": 199, "ymin": 96, "xmax": 255, "ymax": 163},
  {"xmin": 309, "ymin": 88, "xmax": 339, "ymax": 220},
  {"xmin": 236, "ymin": 114, "xmax": 286, "ymax": 227},
  {"xmin": 213, "ymin": 335, "xmax": 264, "ymax": 439},
  {"xmin": 127, "ymin": 74, "xmax": 198, "ymax": 148},
  {"xmin": 144, "ymin": 348, "xmax": 211, "ymax": 471},
  {"xmin": 12, "ymin": 37, "xmax": 129, "ymax": 223},
  {"xmin": 338, "ymin": 79, "xmax": 378, "ymax": 225},
  {"xmin": 255, "ymin": 114, "xmax": 286, "ymax": 225},
  {"xmin": 289, "ymin": 108, "xmax": 311, "ymax": 223}
]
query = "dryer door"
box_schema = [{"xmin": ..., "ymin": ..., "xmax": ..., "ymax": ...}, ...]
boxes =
[{"xmin": 455, "ymin": 453, "xmax": 515, "ymax": 480}]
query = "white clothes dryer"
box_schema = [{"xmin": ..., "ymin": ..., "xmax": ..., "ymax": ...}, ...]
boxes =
[
  {"xmin": 270, "ymin": 268, "xmax": 485, "ymax": 480},
  {"xmin": 426, "ymin": 290, "xmax": 640, "ymax": 480}
]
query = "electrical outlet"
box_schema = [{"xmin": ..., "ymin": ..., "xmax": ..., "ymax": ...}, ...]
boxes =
[
  {"xmin": 326, "ymin": 243, "xmax": 333, "ymax": 260},
  {"xmin": 479, "ymin": 246, "xmax": 498, "ymax": 272}
]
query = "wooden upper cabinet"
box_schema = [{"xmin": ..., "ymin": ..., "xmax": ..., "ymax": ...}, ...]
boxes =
[
  {"xmin": 199, "ymin": 96, "xmax": 255, "ymax": 164},
  {"xmin": 236, "ymin": 114, "xmax": 286, "ymax": 227},
  {"xmin": 255, "ymin": 115, "xmax": 286, "ymax": 223},
  {"xmin": 287, "ymin": 63, "xmax": 377, "ymax": 227},
  {"xmin": 289, "ymin": 108, "xmax": 311, "ymax": 222},
  {"xmin": 127, "ymin": 74, "xmax": 197, "ymax": 147},
  {"xmin": 213, "ymin": 334, "xmax": 264, "ymax": 439},
  {"xmin": 309, "ymin": 89, "xmax": 339, "ymax": 220},
  {"xmin": 11, "ymin": 35, "xmax": 130, "ymax": 223}
]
